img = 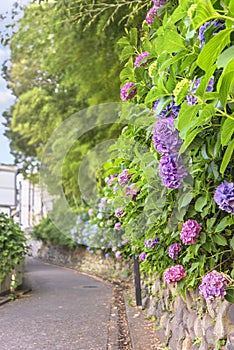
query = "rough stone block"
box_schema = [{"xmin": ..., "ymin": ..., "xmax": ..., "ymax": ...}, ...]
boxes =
[
  {"xmin": 205, "ymin": 325, "xmax": 215, "ymax": 345},
  {"xmin": 214, "ymin": 300, "xmax": 230, "ymax": 339},
  {"xmin": 228, "ymin": 304, "xmax": 234, "ymax": 325},
  {"xmin": 182, "ymin": 337, "xmax": 193, "ymax": 350},
  {"xmin": 194, "ymin": 318, "xmax": 203, "ymax": 338},
  {"xmin": 226, "ymin": 329, "xmax": 234, "ymax": 350}
]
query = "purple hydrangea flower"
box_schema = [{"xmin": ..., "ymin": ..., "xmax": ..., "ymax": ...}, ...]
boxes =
[
  {"xmin": 164, "ymin": 265, "xmax": 186, "ymax": 284},
  {"xmin": 145, "ymin": 6, "xmax": 157, "ymax": 25},
  {"xmin": 134, "ymin": 51, "xmax": 150, "ymax": 67},
  {"xmin": 107, "ymin": 174, "xmax": 117, "ymax": 187},
  {"xmin": 198, "ymin": 20, "xmax": 225, "ymax": 47},
  {"xmin": 168, "ymin": 243, "xmax": 183, "ymax": 260},
  {"xmin": 114, "ymin": 222, "xmax": 122, "ymax": 230},
  {"xmin": 214, "ymin": 181, "xmax": 234, "ymax": 214},
  {"xmin": 180, "ymin": 219, "xmax": 202, "ymax": 245},
  {"xmin": 152, "ymin": 117, "xmax": 182, "ymax": 155},
  {"xmin": 120, "ymin": 82, "xmax": 137, "ymax": 101},
  {"xmin": 186, "ymin": 77, "xmax": 214, "ymax": 106},
  {"xmin": 159, "ymin": 155, "xmax": 187, "ymax": 189},
  {"xmin": 139, "ymin": 252, "xmax": 147, "ymax": 261},
  {"xmin": 118, "ymin": 169, "xmax": 132, "ymax": 186},
  {"xmin": 198, "ymin": 21, "xmax": 211, "ymax": 46},
  {"xmin": 153, "ymin": 100, "xmax": 180, "ymax": 119},
  {"xmin": 199, "ymin": 271, "xmax": 228, "ymax": 301},
  {"xmin": 126, "ymin": 183, "xmax": 139, "ymax": 200},
  {"xmin": 115, "ymin": 207, "xmax": 124, "ymax": 218},
  {"xmin": 144, "ymin": 237, "xmax": 159, "ymax": 248}
]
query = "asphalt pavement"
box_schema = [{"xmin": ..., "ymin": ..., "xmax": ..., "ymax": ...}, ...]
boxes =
[{"xmin": 0, "ymin": 259, "xmax": 113, "ymax": 350}]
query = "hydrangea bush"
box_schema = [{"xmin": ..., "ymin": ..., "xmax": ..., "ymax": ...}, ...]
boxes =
[{"xmin": 79, "ymin": 0, "xmax": 234, "ymax": 301}]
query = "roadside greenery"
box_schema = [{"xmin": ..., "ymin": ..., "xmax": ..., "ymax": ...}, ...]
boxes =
[
  {"xmin": 3, "ymin": 0, "xmax": 234, "ymax": 302},
  {"xmin": 0, "ymin": 213, "xmax": 28, "ymax": 282},
  {"xmin": 81, "ymin": 0, "xmax": 234, "ymax": 301}
]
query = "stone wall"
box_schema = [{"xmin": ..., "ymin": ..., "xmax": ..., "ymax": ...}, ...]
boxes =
[
  {"xmin": 34, "ymin": 242, "xmax": 133, "ymax": 282},
  {"xmin": 141, "ymin": 276, "xmax": 234, "ymax": 350}
]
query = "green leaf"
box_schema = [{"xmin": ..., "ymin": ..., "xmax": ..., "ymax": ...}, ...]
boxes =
[
  {"xmin": 195, "ymin": 195, "xmax": 208, "ymax": 212},
  {"xmin": 215, "ymin": 216, "xmax": 230, "ymax": 232},
  {"xmin": 230, "ymin": 236, "xmax": 234, "ymax": 251},
  {"xmin": 217, "ymin": 46, "xmax": 234, "ymax": 69},
  {"xmin": 225, "ymin": 287, "xmax": 234, "ymax": 304},
  {"xmin": 220, "ymin": 138, "xmax": 234, "ymax": 175},
  {"xmin": 178, "ymin": 192, "xmax": 193, "ymax": 209},
  {"xmin": 197, "ymin": 29, "xmax": 233, "ymax": 72},
  {"xmin": 145, "ymin": 87, "xmax": 167, "ymax": 105},
  {"xmin": 213, "ymin": 233, "xmax": 228, "ymax": 246},
  {"xmin": 188, "ymin": 0, "xmax": 218, "ymax": 29},
  {"xmin": 179, "ymin": 128, "xmax": 201, "ymax": 155},
  {"xmin": 121, "ymin": 45, "xmax": 135, "ymax": 61},
  {"xmin": 218, "ymin": 71, "xmax": 234, "ymax": 107},
  {"xmin": 129, "ymin": 28, "xmax": 138, "ymax": 47},
  {"xmin": 176, "ymin": 103, "xmax": 200, "ymax": 138},
  {"xmin": 221, "ymin": 117, "xmax": 234, "ymax": 146},
  {"xmin": 163, "ymin": 30, "xmax": 185, "ymax": 53},
  {"xmin": 229, "ymin": 1, "xmax": 234, "ymax": 14}
]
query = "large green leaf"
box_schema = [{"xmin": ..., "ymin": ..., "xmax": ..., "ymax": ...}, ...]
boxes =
[
  {"xmin": 221, "ymin": 117, "xmax": 234, "ymax": 146},
  {"xmin": 188, "ymin": 0, "xmax": 218, "ymax": 29},
  {"xmin": 230, "ymin": 236, "xmax": 234, "ymax": 251},
  {"xmin": 225, "ymin": 287, "xmax": 234, "ymax": 304},
  {"xmin": 217, "ymin": 46, "xmax": 234, "ymax": 69},
  {"xmin": 218, "ymin": 71, "xmax": 234, "ymax": 107},
  {"xmin": 197, "ymin": 29, "xmax": 233, "ymax": 72},
  {"xmin": 220, "ymin": 138, "xmax": 234, "ymax": 175},
  {"xmin": 163, "ymin": 30, "xmax": 185, "ymax": 53},
  {"xmin": 213, "ymin": 233, "xmax": 228, "ymax": 246}
]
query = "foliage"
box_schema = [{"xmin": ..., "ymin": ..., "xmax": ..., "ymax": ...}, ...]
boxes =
[
  {"xmin": 1, "ymin": 0, "xmax": 134, "ymax": 202},
  {"xmin": 84, "ymin": 0, "xmax": 234, "ymax": 300},
  {"xmin": 0, "ymin": 213, "xmax": 28, "ymax": 282},
  {"xmin": 30, "ymin": 215, "xmax": 77, "ymax": 248}
]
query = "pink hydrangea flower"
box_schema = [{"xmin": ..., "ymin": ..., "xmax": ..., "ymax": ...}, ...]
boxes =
[
  {"xmin": 164, "ymin": 265, "xmax": 186, "ymax": 284},
  {"xmin": 107, "ymin": 174, "xmax": 118, "ymax": 187},
  {"xmin": 126, "ymin": 183, "xmax": 139, "ymax": 200},
  {"xmin": 120, "ymin": 82, "xmax": 137, "ymax": 101},
  {"xmin": 139, "ymin": 252, "xmax": 147, "ymax": 261},
  {"xmin": 115, "ymin": 251, "xmax": 122, "ymax": 259},
  {"xmin": 88, "ymin": 208, "xmax": 94, "ymax": 216},
  {"xmin": 180, "ymin": 219, "xmax": 202, "ymax": 245},
  {"xmin": 114, "ymin": 222, "xmax": 122, "ymax": 230},
  {"xmin": 118, "ymin": 169, "xmax": 132, "ymax": 186},
  {"xmin": 134, "ymin": 51, "xmax": 150, "ymax": 67},
  {"xmin": 168, "ymin": 243, "xmax": 182, "ymax": 260},
  {"xmin": 199, "ymin": 271, "xmax": 228, "ymax": 301},
  {"xmin": 115, "ymin": 207, "xmax": 124, "ymax": 218}
]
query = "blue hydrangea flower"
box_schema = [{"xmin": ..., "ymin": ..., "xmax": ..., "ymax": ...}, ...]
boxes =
[
  {"xmin": 153, "ymin": 100, "xmax": 180, "ymax": 119},
  {"xmin": 214, "ymin": 181, "xmax": 234, "ymax": 214}
]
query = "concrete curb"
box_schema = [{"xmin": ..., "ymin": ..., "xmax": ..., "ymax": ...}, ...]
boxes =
[
  {"xmin": 124, "ymin": 290, "xmax": 164, "ymax": 350},
  {"xmin": 0, "ymin": 286, "xmax": 32, "ymax": 306}
]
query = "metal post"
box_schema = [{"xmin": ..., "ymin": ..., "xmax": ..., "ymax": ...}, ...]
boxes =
[{"xmin": 133, "ymin": 254, "xmax": 142, "ymax": 306}]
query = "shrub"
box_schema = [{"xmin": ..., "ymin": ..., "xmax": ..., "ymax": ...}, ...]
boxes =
[{"xmin": 0, "ymin": 213, "xmax": 28, "ymax": 282}]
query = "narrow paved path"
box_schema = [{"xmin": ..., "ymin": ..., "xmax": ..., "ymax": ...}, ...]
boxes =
[{"xmin": 0, "ymin": 259, "xmax": 113, "ymax": 350}]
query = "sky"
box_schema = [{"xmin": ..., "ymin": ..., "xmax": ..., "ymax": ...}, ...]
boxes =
[{"xmin": 0, "ymin": 0, "xmax": 29, "ymax": 165}]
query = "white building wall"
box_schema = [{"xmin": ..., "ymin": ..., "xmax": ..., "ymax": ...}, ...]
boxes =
[
  {"xmin": 0, "ymin": 164, "xmax": 17, "ymax": 216},
  {"xmin": 17, "ymin": 174, "xmax": 49, "ymax": 230}
]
